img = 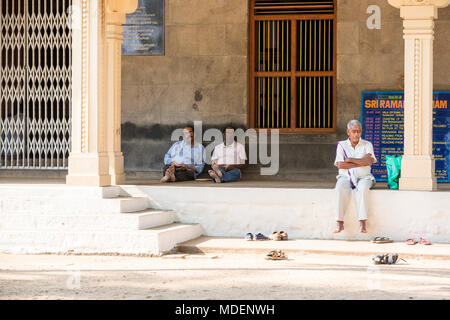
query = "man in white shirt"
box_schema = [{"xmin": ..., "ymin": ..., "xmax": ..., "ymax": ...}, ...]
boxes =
[
  {"xmin": 333, "ymin": 120, "xmax": 377, "ymax": 234},
  {"xmin": 209, "ymin": 127, "xmax": 247, "ymax": 183}
]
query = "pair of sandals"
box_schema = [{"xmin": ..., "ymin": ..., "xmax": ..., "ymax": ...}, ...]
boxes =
[
  {"xmin": 269, "ymin": 231, "xmax": 288, "ymax": 241},
  {"xmin": 371, "ymin": 236, "xmax": 394, "ymax": 244},
  {"xmin": 406, "ymin": 237, "xmax": 431, "ymax": 245},
  {"xmin": 372, "ymin": 253, "xmax": 407, "ymax": 265},
  {"xmin": 246, "ymin": 232, "xmax": 269, "ymax": 241},
  {"xmin": 265, "ymin": 250, "xmax": 288, "ymax": 260}
]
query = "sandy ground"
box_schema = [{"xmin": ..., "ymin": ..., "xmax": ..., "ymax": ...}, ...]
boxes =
[{"xmin": 0, "ymin": 252, "xmax": 449, "ymax": 300}]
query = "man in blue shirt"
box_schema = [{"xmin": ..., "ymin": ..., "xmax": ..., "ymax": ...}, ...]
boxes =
[{"xmin": 161, "ymin": 126, "xmax": 206, "ymax": 182}]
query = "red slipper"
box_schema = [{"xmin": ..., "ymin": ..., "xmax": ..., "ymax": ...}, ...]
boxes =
[
  {"xmin": 406, "ymin": 238, "xmax": 417, "ymax": 245},
  {"xmin": 418, "ymin": 237, "xmax": 431, "ymax": 245}
]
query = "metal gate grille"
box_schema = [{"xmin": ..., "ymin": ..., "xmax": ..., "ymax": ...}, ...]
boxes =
[{"xmin": 0, "ymin": 0, "xmax": 72, "ymax": 169}]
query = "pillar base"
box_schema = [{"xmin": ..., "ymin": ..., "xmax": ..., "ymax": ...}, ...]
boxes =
[
  {"xmin": 108, "ymin": 152, "xmax": 126, "ymax": 185},
  {"xmin": 66, "ymin": 174, "xmax": 112, "ymax": 187},
  {"xmin": 399, "ymin": 155, "xmax": 437, "ymax": 191},
  {"xmin": 66, "ymin": 153, "xmax": 111, "ymax": 187}
]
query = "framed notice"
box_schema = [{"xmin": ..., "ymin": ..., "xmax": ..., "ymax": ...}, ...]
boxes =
[
  {"xmin": 122, "ymin": 0, "xmax": 164, "ymax": 56},
  {"xmin": 361, "ymin": 91, "xmax": 450, "ymax": 182}
]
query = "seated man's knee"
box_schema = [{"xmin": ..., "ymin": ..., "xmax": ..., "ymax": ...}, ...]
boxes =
[
  {"xmin": 336, "ymin": 180, "xmax": 351, "ymax": 191},
  {"xmin": 358, "ymin": 180, "xmax": 373, "ymax": 191}
]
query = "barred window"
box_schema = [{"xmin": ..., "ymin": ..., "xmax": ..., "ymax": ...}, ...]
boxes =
[{"xmin": 249, "ymin": 0, "xmax": 336, "ymax": 132}]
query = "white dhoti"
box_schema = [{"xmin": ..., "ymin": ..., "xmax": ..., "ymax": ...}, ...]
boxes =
[{"xmin": 334, "ymin": 175, "xmax": 375, "ymax": 221}]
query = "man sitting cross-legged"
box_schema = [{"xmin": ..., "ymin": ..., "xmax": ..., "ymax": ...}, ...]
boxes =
[
  {"xmin": 161, "ymin": 126, "xmax": 205, "ymax": 183},
  {"xmin": 208, "ymin": 127, "xmax": 247, "ymax": 183}
]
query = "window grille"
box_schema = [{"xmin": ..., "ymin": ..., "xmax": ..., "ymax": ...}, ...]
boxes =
[{"xmin": 249, "ymin": 0, "xmax": 336, "ymax": 132}]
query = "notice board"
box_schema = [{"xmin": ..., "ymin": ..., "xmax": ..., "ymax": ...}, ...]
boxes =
[
  {"xmin": 361, "ymin": 91, "xmax": 450, "ymax": 182},
  {"xmin": 122, "ymin": 0, "xmax": 164, "ymax": 56}
]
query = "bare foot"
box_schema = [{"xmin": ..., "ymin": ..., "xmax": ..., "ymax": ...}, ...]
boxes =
[
  {"xmin": 160, "ymin": 169, "xmax": 172, "ymax": 183},
  {"xmin": 212, "ymin": 164, "xmax": 223, "ymax": 178},
  {"xmin": 208, "ymin": 170, "xmax": 222, "ymax": 183},
  {"xmin": 333, "ymin": 221, "xmax": 344, "ymax": 233},
  {"xmin": 360, "ymin": 220, "xmax": 367, "ymax": 233},
  {"xmin": 168, "ymin": 167, "xmax": 176, "ymax": 182}
]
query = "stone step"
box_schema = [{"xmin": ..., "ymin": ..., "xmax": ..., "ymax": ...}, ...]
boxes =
[
  {"xmin": 0, "ymin": 185, "xmax": 124, "ymax": 199},
  {"xmin": 0, "ymin": 223, "xmax": 203, "ymax": 255},
  {"xmin": 0, "ymin": 196, "xmax": 150, "ymax": 214},
  {"xmin": 0, "ymin": 209, "xmax": 176, "ymax": 231}
]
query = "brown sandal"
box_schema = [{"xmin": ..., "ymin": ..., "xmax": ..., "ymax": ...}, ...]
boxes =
[
  {"xmin": 280, "ymin": 231, "xmax": 288, "ymax": 241},
  {"xmin": 265, "ymin": 250, "xmax": 288, "ymax": 260},
  {"xmin": 269, "ymin": 232, "xmax": 282, "ymax": 241}
]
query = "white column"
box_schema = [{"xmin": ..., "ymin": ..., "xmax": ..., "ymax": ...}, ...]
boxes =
[
  {"xmin": 388, "ymin": 0, "xmax": 450, "ymax": 191},
  {"xmin": 105, "ymin": 0, "xmax": 138, "ymax": 185},
  {"xmin": 66, "ymin": 0, "xmax": 137, "ymax": 186}
]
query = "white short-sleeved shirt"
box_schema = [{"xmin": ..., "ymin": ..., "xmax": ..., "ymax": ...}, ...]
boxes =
[
  {"xmin": 211, "ymin": 142, "xmax": 247, "ymax": 165},
  {"xmin": 334, "ymin": 138, "xmax": 377, "ymax": 179}
]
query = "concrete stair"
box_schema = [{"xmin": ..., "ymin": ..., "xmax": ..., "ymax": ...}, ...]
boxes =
[{"xmin": 0, "ymin": 185, "xmax": 203, "ymax": 255}]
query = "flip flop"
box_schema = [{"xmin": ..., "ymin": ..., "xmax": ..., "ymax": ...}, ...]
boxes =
[
  {"xmin": 265, "ymin": 250, "xmax": 288, "ymax": 260},
  {"xmin": 255, "ymin": 233, "xmax": 269, "ymax": 241},
  {"xmin": 406, "ymin": 238, "xmax": 417, "ymax": 245},
  {"xmin": 280, "ymin": 231, "xmax": 288, "ymax": 241},
  {"xmin": 418, "ymin": 237, "xmax": 431, "ymax": 245},
  {"xmin": 372, "ymin": 253, "xmax": 407, "ymax": 265},
  {"xmin": 269, "ymin": 232, "xmax": 282, "ymax": 241},
  {"xmin": 371, "ymin": 236, "xmax": 393, "ymax": 244}
]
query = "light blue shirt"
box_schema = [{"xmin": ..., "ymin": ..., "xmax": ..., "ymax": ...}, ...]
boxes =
[{"xmin": 164, "ymin": 141, "xmax": 206, "ymax": 178}]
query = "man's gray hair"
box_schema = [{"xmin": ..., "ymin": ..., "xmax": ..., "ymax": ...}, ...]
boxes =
[{"xmin": 347, "ymin": 119, "xmax": 362, "ymax": 130}]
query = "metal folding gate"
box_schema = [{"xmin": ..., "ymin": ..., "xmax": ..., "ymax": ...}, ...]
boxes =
[{"xmin": 0, "ymin": 0, "xmax": 72, "ymax": 169}]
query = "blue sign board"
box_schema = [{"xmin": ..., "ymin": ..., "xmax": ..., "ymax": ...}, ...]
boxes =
[{"xmin": 361, "ymin": 91, "xmax": 450, "ymax": 182}]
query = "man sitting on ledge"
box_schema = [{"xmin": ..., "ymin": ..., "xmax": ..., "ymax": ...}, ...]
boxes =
[
  {"xmin": 161, "ymin": 126, "xmax": 205, "ymax": 183},
  {"xmin": 208, "ymin": 126, "xmax": 247, "ymax": 183},
  {"xmin": 334, "ymin": 120, "xmax": 377, "ymax": 234}
]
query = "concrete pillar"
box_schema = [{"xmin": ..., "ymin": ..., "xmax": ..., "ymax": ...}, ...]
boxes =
[
  {"xmin": 66, "ymin": 0, "xmax": 137, "ymax": 186},
  {"xmin": 388, "ymin": 0, "xmax": 450, "ymax": 191},
  {"xmin": 105, "ymin": 0, "xmax": 138, "ymax": 185}
]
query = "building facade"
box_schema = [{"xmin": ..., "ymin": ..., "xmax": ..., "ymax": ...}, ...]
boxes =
[
  {"xmin": 121, "ymin": 0, "xmax": 450, "ymax": 184},
  {"xmin": 1, "ymin": 0, "xmax": 449, "ymax": 188}
]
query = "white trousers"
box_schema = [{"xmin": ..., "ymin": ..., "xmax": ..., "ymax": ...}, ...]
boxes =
[{"xmin": 334, "ymin": 176, "xmax": 375, "ymax": 221}]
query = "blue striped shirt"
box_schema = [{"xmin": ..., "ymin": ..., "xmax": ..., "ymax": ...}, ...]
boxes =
[{"xmin": 163, "ymin": 141, "xmax": 206, "ymax": 178}]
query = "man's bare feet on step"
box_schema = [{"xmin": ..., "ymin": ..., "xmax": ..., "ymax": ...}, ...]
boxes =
[{"xmin": 333, "ymin": 221, "xmax": 344, "ymax": 233}]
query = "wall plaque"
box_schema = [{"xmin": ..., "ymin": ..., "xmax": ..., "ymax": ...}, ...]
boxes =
[{"xmin": 122, "ymin": 0, "xmax": 164, "ymax": 56}]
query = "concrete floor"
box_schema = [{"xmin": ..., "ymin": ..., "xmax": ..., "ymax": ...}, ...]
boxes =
[{"xmin": 0, "ymin": 253, "xmax": 448, "ymax": 300}]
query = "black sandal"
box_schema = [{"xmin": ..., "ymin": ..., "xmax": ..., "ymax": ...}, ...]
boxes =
[{"xmin": 372, "ymin": 253, "xmax": 407, "ymax": 264}]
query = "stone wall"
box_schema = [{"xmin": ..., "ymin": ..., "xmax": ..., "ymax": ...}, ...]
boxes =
[
  {"xmin": 121, "ymin": 0, "xmax": 450, "ymax": 180},
  {"xmin": 337, "ymin": 0, "xmax": 450, "ymax": 133},
  {"xmin": 122, "ymin": 0, "xmax": 248, "ymax": 178}
]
